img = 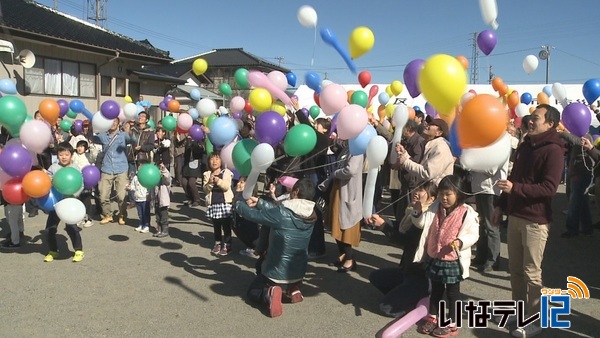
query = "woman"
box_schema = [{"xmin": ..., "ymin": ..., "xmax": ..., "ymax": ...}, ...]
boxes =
[{"xmin": 181, "ymin": 136, "xmax": 204, "ymax": 206}]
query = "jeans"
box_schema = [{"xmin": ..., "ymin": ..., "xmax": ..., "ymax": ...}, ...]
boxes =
[
  {"xmin": 135, "ymin": 200, "xmax": 150, "ymax": 227},
  {"xmin": 45, "ymin": 211, "xmax": 82, "ymax": 252},
  {"xmin": 99, "ymin": 172, "xmax": 129, "ymax": 218},
  {"xmin": 4, "ymin": 204, "xmax": 24, "ymax": 245},
  {"xmin": 565, "ymin": 174, "xmax": 593, "ymax": 235},
  {"xmin": 475, "ymin": 194, "xmax": 501, "ymax": 268}
]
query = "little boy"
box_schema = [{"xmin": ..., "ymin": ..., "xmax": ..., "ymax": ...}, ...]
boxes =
[
  {"xmin": 153, "ymin": 162, "xmax": 172, "ymax": 238},
  {"xmin": 127, "ymin": 160, "xmax": 151, "ymax": 233}
]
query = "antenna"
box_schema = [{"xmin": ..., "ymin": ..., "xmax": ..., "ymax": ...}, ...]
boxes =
[{"xmin": 87, "ymin": 0, "xmax": 107, "ymax": 27}]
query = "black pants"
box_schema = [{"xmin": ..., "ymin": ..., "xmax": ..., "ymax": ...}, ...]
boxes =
[
  {"xmin": 429, "ymin": 281, "xmax": 461, "ymax": 323},
  {"xmin": 308, "ymin": 206, "xmax": 325, "ymax": 255},
  {"xmin": 174, "ymin": 155, "xmax": 184, "ymax": 185},
  {"xmin": 232, "ymin": 218, "xmax": 259, "ymax": 248},
  {"xmin": 475, "ymin": 194, "xmax": 500, "ymax": 268},
  {"xmin": 213, "ymin": 217, "xmax": 233, "ymax": 245},
  {"xmin": 181, "ymin": 176, "xmax": 201, "ymax": 203},
  {"xmin": 45, "ymin": 211, "xmax": 82, "ymax": 252},
  {"xmin": 336, "ymin": 240, "xmax": 353, "ymax": 260},
  {"xmin": 369, "ymin": 268, "xmax": 429, "ymax": 317},
  {"xmin": 155, "ymin": 204, "xmax": 169, "ymax": 233}
]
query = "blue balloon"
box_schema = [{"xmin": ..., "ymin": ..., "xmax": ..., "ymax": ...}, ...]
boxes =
[
  {"xmin": 413, "ymin": 106, "xmax": 421, "ymax": 111},
  {"xmin": 0, "ymin": 79, "xmax": 17, "ymax": 94},
  {"xmin": 348, "ymin": 125, "xmax": 376, "ymax": 156},
  {"xmin": 582, "ymin": 79, "xmax": 600, "ymax": 105},
  {"xmin": 320, "ymin": 27, "xmax": 356, "ymax": 74},
  {"xmin": 36, "ymin": 187, "xmax": 63, "ymax": 212},
  {"xmin": 542, "ymin": 85, "xmax": 552, "ymax": 98},
  {"xmin": 207, "ymin": 116, "xmax": 238, "ymax": 147},
  {"xmin": 286, "ymin": 72, "xmax": 297, "ymax": 87},
  {"xmin": 190, "ymin": 88, "xmax": 201, "ymax": 101},
  {"xmin": 520, "ymin": 92, "xmax": 533, "ymax": 105},
  {"xmin": 378, "ymin": 92, "xmax": 390, "ymax": 105},
  {"xmin": 449, "ymin": 122, "xmax": 462, "ymax": 157},
  {"xmin": 82, "ymin": 108, "xmax": 94, "ymax": 120},
  {"xmin": 305, "ymin": 71, "xmax": 322, "ymax": 94},
  {"xmin": 69, "ymin": 99, "xmax": 85, "ymax": 113},
  {"xmin": 188, "ymin": 108, "xmax": 199, "ymax": 120}
]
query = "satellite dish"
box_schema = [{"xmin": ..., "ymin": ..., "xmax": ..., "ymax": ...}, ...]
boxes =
[
  {"xmin": 16, "ymin": 49, "xmax": 35, "ymax": 68},
  {"xmin": 539, "ymin": 50, "xmax": 549, "ymax": 60}
]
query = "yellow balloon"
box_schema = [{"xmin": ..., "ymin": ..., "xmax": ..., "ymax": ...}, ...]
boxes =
[
  {"xmin": 385, "ymin": 103, "xmax": 395, "ymax": 118},
  {"xmin": 366, "ymin": 105, "xmax": 373, "ymax": 114},
  {"xmin": 349, "ymin": 26, "xmax": 375, "ymax": 59},
  {"xmin": 385, "ymin": 85, "xmax": 394, "ymax": 97},
  {"xmin": 203, "ymin": 116, "xmax": 208, "ymax": 125},
  {"xmin": 124, "ymin": 95, "xmax": 132, "ymax": 103},
  {"xmin": 271, "ymin": 101, "xmax": 286, "ymax": 116},
  {"xmin": 249, "ymin": 88, "xmax": 272, "ymax": 112},
  {"xmin": 390, "ymin": 80, "xmax": 403, "ymax": 96},
  {"xmin": 418, "ymin": 54, "xmax": 467, "ymax": 116},
  {"xmin": 192, "ymin": 58, "xmax": 208, "ymax": 76}
]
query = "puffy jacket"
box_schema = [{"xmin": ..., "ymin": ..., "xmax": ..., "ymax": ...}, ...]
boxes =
[{"xmin": 235, "ymin": 198, "xmax": 317, "ymax": 283}]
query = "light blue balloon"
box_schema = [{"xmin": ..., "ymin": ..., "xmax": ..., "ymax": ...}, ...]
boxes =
[
  {"xmin": 378, "ymin": 92, "xmax": 390, "ymax": 105},
  {"xmin": 207, "ymin": 116, "xmax": 237, "ymax": 147},
  {"xmin": 188, "ymin": 108, "xmax": 199, "ymax": 120},
  {"xmin": 190, "ymin": 88, "xmax": 201, "ymax": 101},
  {"xmin": 82, "ymin": 108, "xmax": 94, "ymax": 120},
  {"xmin": 36, "ymin": 187, "xmax": 64, "ymax": 212},
  {"xmin": 305, "ymin": 71, "xmax": 322, "ymax": 94},
  {"xmin": 69, "ymin": 99, "xmax": 85, "ymax": 113},
  {"xmin": 543, "ymin": 85, "xmax": 552, "ymax": 98},
  {"xmin": 349, "ymin": 124, "xmax": 377, "ymax": 156},
  {"xmin": 0, "ymin": 79, "xmax": 17, "ymax": 94}
]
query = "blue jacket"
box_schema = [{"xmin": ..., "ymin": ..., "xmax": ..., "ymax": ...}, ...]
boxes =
[{"xmin": 95, "ymin": 131, "xmax": 131, "ymax": 175}]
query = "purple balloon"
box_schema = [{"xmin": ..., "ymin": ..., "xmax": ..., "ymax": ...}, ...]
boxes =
[
  {"xmin": 57, "ymin": 99, "xmax": 69, "ymax": 117},
  {"xmin": 300, "ymin": 108, "xmax": 309, "ymax": 118},
  {"xmin": 158, "ymin": 101, "xmax": 168, "ymax": 111},
  {"xmin": 592, "ymin": 134, "xmax": 599, "ymax": 142},
  {"xmin": 562, "ymin": 103, "xmax": 592, "ymax": 137},
  {"xmin": 74, "ymin": 119, "xmax": 84, "ymax": 134},
  {"xmin": 403, "ymin": 59, "xmax": 425, "ymax": 98},
  {"xmin": 330, "ymin": 113, "xmax": 338, "ymax": 135},
  {"xmin": 163, "ymin": 96, "xmax": 173, "ymax": 104},
  {"xmin": 100, "ymin": 100, "xmax": 120, "ymax": 119},
  {"xmin": 81, "ymin": 164, "xmax": 101, "ymax": 188},
  {"xmin": 189, "ymin": 124, "xmax": 205, "ymax": 141},
  {"xmin": 0, "ymin": 145, "xmax": 33, "ymax": 178},
  {"xmin": 232, "ymin": 111, "xmax": 243, "ymax": 120},
  {"xmin": 425, "ymin": 102, "xmax": 439, "ymax": 118},
  {"xmin": 477, "ymin": 29, "xmax": 497, "ymax": 56},
  {"xmin": 254, "ymin": 111, "xmax": 287, "ymax": 146}
]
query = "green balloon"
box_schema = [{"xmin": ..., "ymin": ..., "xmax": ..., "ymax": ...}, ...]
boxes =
[
  {"xmin": 0, "ymin": 96, "xmax": 27, "ymax": 136},
  {"xmin": 205, "ymin": 137, "xmax": 214, "ymax": 155},
  {"xmin": 25, "ymin": 115, "xmax": 33, "ymax": 122},
  {"xmin": 66, "ymin": 109, "xmax": 78, "ymax": 119},
  {"xmin": 351, "ymin": 90, "xmax": 368, "ymax": 108},
  {"xmin": 138, "ymin": 163, "xmax": 161, "ymax": 188},
  {"xmin": 232, "ymin": 138, "xmax": 258, "ymax": 176},
  {"xmin": 60, "ymin": 119, "xmax": 73, "ymax": 132},
  {"xmin": 52, "ymin": 167, "xmax": 83, "ymax": 196},
  {"xmin": 147, "ymin": 119, "xmax": 156, "ymax": 129},
  {"xmin": 206, "ymin": 113, "xmax": 218, "ymax": 128},
  {"xmin": 284, "ymin": 124, "xmax": 317, "ymax": 157},
  {"xmin": 309, "ymin": 105, "xmax": 321, "ymax": 119},
  {"xmin": 234, "ymin": 68, "xmax": 249, "ymax": 89},
  {"xmin": 219, "ymin": 83, "xmax": 232, "ymax": 97},
  {"xmin": 162, "ymin": 115, "xmax": 176, "ymax": 131}
]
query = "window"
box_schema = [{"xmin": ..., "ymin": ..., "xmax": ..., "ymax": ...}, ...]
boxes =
[
  {"xmin": 129, "ymin": 82, "xmax": 140, "ymax": 102},
  {"xmin": 101, "ymin": 76, "xmax": 111, "ymax": 96},
  {"xmin": 24, "ymin": 56, "xmax": 96, "ymax": 97},
  {"xmin": 115, "ymin": 78, "xmax": 125, "ymax": 97}
]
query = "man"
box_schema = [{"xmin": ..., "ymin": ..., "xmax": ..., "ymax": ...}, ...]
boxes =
[
  {"xmin": 414, "ymin": 110, "xmax": 427, "ymax": 135},
  {"xmin": 395, "ymin": 119, "xmax": 425, "ymax": 225},
  {"xmin": 394, "ymin": 118, "xmax": 454, "ymax": 187},
  {"xmin": 493, "ymin": 104, "xmax": 565, "ymax": 338},
  {"xmin": 129, "ymin": 111, "xmax": 155, "ymax": 163},
  {"xmin": 235, "ymin": 178, "xmax": 317, "ymax": 318},
  {"xmin": 135, "ymin": 95, "xmax": 151, "ymax": 111}
]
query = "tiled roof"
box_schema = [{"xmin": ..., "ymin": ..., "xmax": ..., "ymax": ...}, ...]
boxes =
[
  {"xmin": 0, "ymin": 0, "xmax": 171, "ymax": 62},
  {"xmin": 171, "ymin": 48, "xmax": 290, "ymax": 73}
]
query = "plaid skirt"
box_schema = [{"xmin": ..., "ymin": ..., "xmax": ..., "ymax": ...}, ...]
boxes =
[
  {"xmin": 206, "ymin": 203, "xmax": 232, "ymax": 219},
  {"xmin": 425, "ymin": 258, "xmax": 463, "ymax": 284}
]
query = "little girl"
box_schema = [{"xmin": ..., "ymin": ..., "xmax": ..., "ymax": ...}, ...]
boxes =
[
  {"xmin": 127, "ymin": 160, "xmax": 150, "ymax": 233},
  {"xmin": 203, "ymin": 152, "xmax": 234, "ymax": 256},
  {"xmin": 417, "ymin": 175, "xmax": 479, "ymax": 337}
]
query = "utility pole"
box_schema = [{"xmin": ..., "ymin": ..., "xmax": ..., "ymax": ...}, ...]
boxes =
[
  {"xmin": 54, "ymin": 0, "xmax": 57, "ymax": 10},
  {"xmin": 274, "ymin": 56, "xmax": 284, "ymax": 67},
  {"xmin": 87, "ymin": 0, "xmax": 107, "ymax": 27},
  {"xmin": 470, "ymin": 32, "xmax": 479, "ymax": 84},
  {"xmin": 539, "ymin": 44, "xmax": 553, "ymax": 84},
  {"xmin": 488, "ymin": 65, "xmax": 493, "ymax": 84}
]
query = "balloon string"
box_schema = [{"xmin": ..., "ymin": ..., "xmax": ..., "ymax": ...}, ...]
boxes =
[
  {"xmin": 581, "ymin": 144, "xmax": 594, "ymax": 172},
  {"xmin": 311, "ymin": 26, "xmax": 316, "ymax": 67},
  {"xmin": 270, "ymin": 158, "xmax": 346, "ymax": 175}
]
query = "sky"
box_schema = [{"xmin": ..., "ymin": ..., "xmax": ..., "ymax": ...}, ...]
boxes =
[{"xmin": 36, "ymin": 0, "xmax": 600, "ymax": 87}]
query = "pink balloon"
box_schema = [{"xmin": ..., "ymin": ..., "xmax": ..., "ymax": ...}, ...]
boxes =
[
  {"xmin": 267, "ymin": 71, "xmax": 288, "ymax": 92},
  {"xmin": 177, "ymin": 114, "xmax": 193, "ymax": 131},
  {"xmin": 220, "ymin": 141, "xmax": 237, "ymax": 169},
  {"xmin": 337, "ymin": 104, "xmax": 368, "ymax": 140},
  {"xmin": 118, "ymin": 109, "xmax": 126, "ymax": 123},
  {"xmin": 247, "ymin": 71, "xmax": 291, "ymax": 105},
  {"xmin": 0, "ymin": 167, "xmax": 12, "ymax": 189},
  {"xmin": 19, "ymin": 120, "xmax": 52, "ymax": 154},
  {"xmin": 368, "ymin": 85, "xmax": 379, "ymax": 107},
  {"xmin": 380, "ymin": 297, "xmax": 429, "ymax": 338},
  {"xmin": 320, "ymin": 83, "xmax": 348, "ymax": 116},
  {"xmin": 230, "ymin": 96, "xmax": 246, "ymax": 113}
]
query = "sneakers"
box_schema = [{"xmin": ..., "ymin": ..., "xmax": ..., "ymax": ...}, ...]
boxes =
[
  {"xmin": 211, "ymin": 243, "xmax": 222, "ymax": 255},
  {"xmin": 417, "ymin": 316, "xmax": 438, "ymax": 335},
  {"xmin": 153, "ymin": 232, "xmax": 169, "ymax": 238},
  {"xmin": 432, "ymin": 326, "xmax": 459, "ymax": 338},
  {"xmin": 266, "ymin": 286, "xmax": 283, "ymax": 318},
  {"xmin": 83, "ymin": 220, "xmax": 93, "ymax": 228},
  {"xmin": 0, "ymin": 241, "xmax": 21, "ymax": 250},
  {"xmin": 135, "ymin": 225, "xmax": 143, "ymax": 232},
  {"xmin": 44, "ymin": 251, "xmax": 59, "ymax": 262},
  {"xmin": 139, "ymin": 226, "xmax": 150, "ymax": 234},
  {"xmin": 286, "ymin": 286, "xmax": 303, "ymax": 304},
  {"xmin": 239, "ymin": 248, "xmax": 256, "ymax": 257},
  {"xmin": 218, "ymin": 244, "xmax": 231, "ymax": 256},
  {"xmin": 511, "ymin": 324, "xmax": 542, "ymax": 337},
  {"xmin": 72, "ymin": 250, "xmax": 84, "ymax": 262},
  {"xmin": 118, "ymin": 215, "xmax": 126, "ymax": 225},
  {"xmin": 100, "ymin": 216, "xmax": 113, "ymax": 224}
]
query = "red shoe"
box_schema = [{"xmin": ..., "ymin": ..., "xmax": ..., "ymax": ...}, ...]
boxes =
[
  {"xmin": 286, "ymin": 285, "xmax": 304, "ymax": 304},
  {"xmin": 432, "ymin": 326, "xmax": 459, "ymax": 338},
  {"xmin": 417, "ymin": 316, "xmax": 437, "ymax": 335},
  {"xmin": 267, "ymin": 286, "xmax": 283, "ymax": 318}
]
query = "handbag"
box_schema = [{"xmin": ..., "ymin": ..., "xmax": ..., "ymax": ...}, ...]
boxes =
[{"xmin": 95, "ymin": 133, "xmax": 118, "ymax": 167}]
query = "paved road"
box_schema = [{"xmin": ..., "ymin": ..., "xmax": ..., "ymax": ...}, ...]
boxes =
[{"xmin": 0, "ymin": 185, "xmax": 598, "ymax": 337}]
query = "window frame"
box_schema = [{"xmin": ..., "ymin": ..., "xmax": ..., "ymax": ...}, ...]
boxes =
[{"xmin": 23, "ymin": 56, "xmax": 97, "ymax": 98}]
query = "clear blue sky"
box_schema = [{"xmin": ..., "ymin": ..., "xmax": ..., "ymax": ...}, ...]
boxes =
[{"xmin": 38, "ymin": 0, "xmax": 600, "ymax": 86}]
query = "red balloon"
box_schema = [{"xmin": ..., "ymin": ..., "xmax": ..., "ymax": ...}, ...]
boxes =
[
  {"xmin": 2, "ymin": 178, "xmax": 30, "ymax": 205},
  {"xmin": 313, "ymin": 92, "xmax": 320, "ymax": 107},
  {"xmin": 358, "ymin": 71, "xmax": 371, "ymax": 88},
  {"xmin": 244, "ymin": 100, "xmax": 253, "ymax": 114},
  {"xmin": 368, "ymin": 85, "xmax": 379, "ymax": 108},
  {"xmin": 176, "ymin": 126, "xmax": 188, "ymax": 134}
]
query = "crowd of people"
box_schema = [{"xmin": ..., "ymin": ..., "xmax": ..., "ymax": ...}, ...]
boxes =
[{"xmin": 1, "ymin": 99, "xmax": 599, "ymax": 338}]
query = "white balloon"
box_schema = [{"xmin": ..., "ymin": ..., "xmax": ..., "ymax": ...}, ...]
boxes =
[
  {"xmin": 522, "ymin": 55, "xmax": 538, "ymax": 75},
  {"xmin": 515, "ymin": 103, "xmax": 529, "ymax": 117},
  {"xmin": 460, "ymin": 132, "xmax": 511, "ymax": 171},
  {"xmin": 220, "ymin": 142, "xmax": 237, "ymax": 169},
  {"xmin": 552, "ymin": 82, "xmax": 568, "ymax": 107},
  {"xmin": 177, "ymin": 113, "xmax": 193, "ymax": 131},
  {"xmin": 123, "ymin": 103, "xmax": 138, "ymax": 120},
  {"xmin": 479, "ymin": 0, "xmax": 499, "ymax": 30},
  {"xmin": 297, "ymin": 5, "xmax": 318, "ymax": 28},
  {"xmin": 460, "ymin": 92, "xmax": 476, "ymax": 106},
  {"xmin": 243, "ymin": 143, "xmax": 275, "ymax": 199},
  {"xmin": 55, "ymin": 198, "xmax": 86, "ymax": 224},
  {"xmin": 92, "ymin": 112, "xmax": 114, "ymax": 133},
  {"xmin": 389, "ymin": 105, "xmax": 409, "ymax": 164},
  {"xmin": 268, "ymin": 71, "xmax": 288, "ymax": 92},
  {"xmin": 363, "ymin": 136, "xmax": 388, "ymax": 219},
  {"xmin": 196, "ymin": 98, "xmax": 217, "ymax": 118},
  {"xmin": 321, "ymin": 79, "xmax": 333, "ymax": 88}
]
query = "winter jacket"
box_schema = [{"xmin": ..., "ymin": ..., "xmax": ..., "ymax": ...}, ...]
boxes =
[
  {"xmin": 397, "ymin": 136, "xmax": 454, "ymax": 186},
  {"xmin": 129, "ymin": 175, "xmax": 148, "ymax": 202},
  {"xmin": 154, "ymin": 167, "xmax": 172, "ymax": 208},
  {"xmin": 130, "ymin": 126, "xmax": 155, "ymax": 162},
  {"xmin": 154, "ymin": 138, "xmax": 171, "ymax": 166},
  {"xmin": 399, "ymin": 132, "xmax": 426, "ymax": 191},
  {"xmin": 203, "ymin": 168, "xmax": 234, "ymax": 205},
  {"xmin": 560, "ymin": 132, "xmax": 595, "ymax": 178},
  {"xmin": 182, "ymin": 139, "xmax": 204, "ymax": 177},
  {"xmin": 235, "ymin": 198, "xmax": 317, "ymax": 283}
]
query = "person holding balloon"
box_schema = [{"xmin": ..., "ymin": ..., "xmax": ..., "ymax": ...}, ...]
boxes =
[
  {"xmin": 152, "ymin": 162, "xmax": 172, "ymax": 238},
  {"xmin": 0, "ymin": 188, "xmax": 26, "ymax": 250},
  {"xmin": 181, "ymin": 134, "xmax": 205, "ymax": 207}
]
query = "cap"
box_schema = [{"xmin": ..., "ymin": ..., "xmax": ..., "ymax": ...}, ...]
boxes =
[
  {"xmin": 278, "ymin": 176, "xmax": 298, "ymax": 189},
  {"xmin": 429, "ymin": 118, "xmax": 449, "ymax": 139}
]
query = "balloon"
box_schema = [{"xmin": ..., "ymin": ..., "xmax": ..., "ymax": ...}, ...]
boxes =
[
  {"xmin": 0, "ymin": 144, "xmax": 32, "ymax": 178},
  {"xmin": 582, "ymin": 79, "xmax": 600, "ymax": 105},
  {"xmin": 537, "ymin": 92, "xmax": 549, "ymax": 105},
  {"xmin": 404, "ymin": 59, "xmax": 425, "ymax": 98},
  {"xmin": 358, "ymin": 71, "xmax": 371, "ymax": 88},
  {"xmin": 552, "ymin": 82, "xmax": 568, "ymax": 107},
  {"xmin": 52, "ymin": 167, "xmax": 83, "ymax": 196},
  {"xmin": 158, "ymin": 101, "xmax": 168, "ymax": 111},
  {"xmin": 228, "ymin": 96, "xmax": 244, "ymax": 113},
  {"xmin": 305, "ymin": 71, "xmax": 322, "ymax": 94},
  {"xmin": 542, "ymin": 85, "xmax": 553, "ymax": 98},
  {"xmin": 219, "ymin": 83, "xmax": 232, "ymax": 97},
  {"xmin": 297, "ymin": 5, "xmax": 317, "ymax": 28},
  {"xmin": 123, "ymin": 102, "xmax": 138, "ymax": 120},
  {"xmin": 348, "ymin": 26, "xmax": 375, "ymax": 59},
  {"xmin": 479, "ymin": 0, "xmax": 499, "ymax": 29},
  {"xmin": 390, "ymin": 81, "xmax": 403, "ymax": 96},
  {"xmin": 267, "ymin": 71, "xmax": 288, "ymax": 92},
  {"xmin": 190, "ymin": 88, "xmax": 201, "ymax": 101},
  {"xmin": 255, "ymin": 111, "xmax": 287, "ymax": 147},
  {"xmin": 491, "ymin": 77, "xmax": 504, "ymax": 92},
  {"xmin": 515, "ymin": 103, "xmax": 530, "ymax": 118},
  {"xmin": 124, "ymin": 95, "xmax": 132, "ymax": 103},
  {"xmin": 461, "ymin": 132, "xmax": 511, "ymax": 171},
  {"xmin": 188, "ymin": 108, "xmax": 199, "ymax": 120},
  {"xmin": 385, "ymin": 103, "xmax": 395, "ymax": 118},
  {"xmin": 220, "ymin": 141, "xmax": 236, "ymax": 169},
  {"xmin": 309, "ymin": 105, "xmax": 321, "ymax": 119},
  {"xmin": 349, "ymin": 124, "xmax": 376, "ymax": 156},
  {"xmin": 205, "ymin": 113, "xmax": 218, "ymax": 128},
  {"xmin": 100, "ymin": 100, "xmax": 120, "ymax": 119},
  {"xmin": 248, "ymin": 88, "xmax": 272, "ymax": 113},
  {"xmin": 196, "ymin": 98, "xmax": 218, "ymax": 118},
  {"xmin": 82, "ymin": 108, "xmax": 94, "ymax": 121},
  {"xmin": 418, "ymin": 54, "xmax": 466, "ymax": 116},
  {"xmin": 424, "ymin": 102, "xmax": 439, "ymax": 119},
  {"xmin": 507, "ymin": 91, "xmax": 520, "ymax": 109},
  {"xmin": 346, "ymin": 90, "xmax": 355, "ymax": 104},
  {"xmin": 520, "ymin": 92, "xmax": 533, "ymax": 105},
  {"xmin": 57, "ymin": 99, "xmax": 69, "ymax": 117},
  {"xmin": 189, "ymin": 124, "xmax": 205, "ymax": 142},
  {"xmin": 337, "ymin": 104, "xmax": 368, "ymax": 140},
  {"xmin": 2, "ymin": 178, "xmax": 29, "ymax": 204},
  {"xmin": 243, "ymin": 143, "xmax": 275, "ymax": 199},
  {"xmin": 320, "ymin": 27, "xmax": 356, "ymax": 73},
  {"xmin": 22, "ymin": 170, "xmax": 52, "ymax": 198},
  {"xmin": 232, "ymin": 139, "xmax": 259, "ymax": 176},
  {"xmin": 0, "ymin": 79, "xmax": 17, "ymax": 94},
  {"xmin": 284, "ymin": 124, "xmax": 317, "ymax": 156},
  {"xmin": 137, "ymin": 163, "xmax": 161, "ymax": 189},
  {"xmin": 36, "ymin": 187, "xmax": 63, "ymax": 212},
  {"xmin": 460, "ymin": 92, "xmax": 476, "ymax": 106},
  {"xmin": 362, "ymin": 136, "xmax": 387, "ymax": 219},
  {"xmin": 456, "ymin": 55, "xmax": 469, "ymax": 70},
  {"xmin": 449, "ymin": 122, "xmax": 462, "ymax": 157},
  {"xmin": 458, "ymin": 94, "xmax": 508, "ymax": 149},
  {"xmin": 58, "ymin": 119, "xmax": 72, "ymax": 132},
  {"xmin": 92, "ymin": 112, "xmax": 114, "ymax": 133},
  {"xmin": 234, "ymin": 68, "xmax": 249, "ymax": 89},
  {"xmin": 282, "ymin": 72, "xmax": 297, "ymax": 89},
  {"xmin": 321, "ymin": 79, "xmax": 333, "ymax": 88},
  {"xmin": 313, "ymin": 92, "xmax": 320, "ymax": 107},
  {"xmin": 562, "ymin": 103, "xmax": 592, "ymax": 137},
  {"xmin": 320, "ymin": 83, "xmax": 347, "ymax": 116},
  {"xmin": 39, "ymin": 99, "xmax": 60, "ymax": 124},
  {"xmin": 378, "ymin": 92, "xmax": 390, "ymax": 105},
  {"xmin": 379, "ymin": 298, "xmax": 429, "ymax": 338},
  {"xmin": 55, "ymin": 198, "xmax": 86, "ymax": 224},
  {"xmin": 69, "ymin": 99, "xmax": 85, "ymax": 113},
  {"xmin": 81, "ymin": 164, "xmax": 101, "ymax": 189},
  {"xmin": 167, "ymin": 99, "xmax": 180, "ymax": 113},
  {"xmin": 477, "ymin": 29, "xmax": 497, "ymax": 56},
  {"xmin": 19, "ymin": 120, "xmax": 52, "ymax": 154},
  {"xmin": 523, "ymin": 55, "xmax": 539, "ymax": 74},
  {"xmin": 388, "ymin": 105, "xmax": 410, "ymax": 164},
  {"xmin": 351, "ymin": 90, "xmax": 368, "ymax": 108},
  {"xmin": 177, "ymin": 113, "xmax": 193, "ymax": 131},
  {"xmin": 247, "ymin": 71, "xmax": 291, "ymax": 105},
  {"xmin": 192, "ymin": 58, "xmax": 208, "ymax": 76},
  {"xmin": 207, "ymin": 116, "xmax": 237, "ymax": 147},
  {"xmin": 162, "ymin": 115, "xmax": 177, "ymax": 132},
  {"xmin": 367, "ymin": 85, "xmax": 379, "ymax": 107}
]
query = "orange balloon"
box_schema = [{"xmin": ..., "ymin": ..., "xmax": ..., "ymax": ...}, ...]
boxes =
[
  {"xmin": 529, "ymin": 106, "xmax": 536, "ymax": 114},
  {"xmin": 21, "ymin": 170, "xmax": 52, "ymax": 198},
  {"xmin": 458, "ymin": 94, "xmax": 509, "ymax": 149},
  {"xmin": 456, "ymin": 56, "xmax": 469, "ymax": 70},
  {"xmin": 537, "ymin": 92, "xmax": 549, "ymax": 104},
  {"xmin": 347, "ymin": 90, "xmax": 355, "ymax": 104},
  {"xmin": 39, "ymin": 99, "xmax": 60, "ymax": 124},
  {"xmin": 407, "ymin": 106, "xmax": 416, "ymax": 120},
  {"xmin": 498, "ymin": 84, "xmax": 509, "ymax": 97},
  {"xmin": 507, "ymin": 91, "xmax": 519, "ymax": 109},
  {"xmin": 377, "ymin": 104, "xmax": 386, "ymax": 121},
  {"xmin": 168, "ymin": 99, "xmax": 180, "ymax": 113},
  {"xmin": 491, "ymin": 77, "xmax": 504, "ymax": 92}
]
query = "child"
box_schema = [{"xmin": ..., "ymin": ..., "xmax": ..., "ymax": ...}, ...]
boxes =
[
  {"xmin": 44, "ymin": 142, "xmax": 84, "ymax": 262},
  {"xmin": 74, "ymin": 140, "xmax": 93, "ymax": 228},
  {"xmin": 0, "ymin": 197, "xmax": 25, "ymax": 250},
  {"xmin": 416, "ymin": 175, "xmax": 479, "ymax": 337},
  {"xmin": 153, "ymin": 162, "xmax": 172, "ymax": 238},
  {"xmin": 127, "ymin": 160, "xmax": 151, "ymax": 233},
  {"xmin": 73, "ymin": 140, "xmax": 90, "ymax": 168},
  {"xmin": 203, "ymin": 152, "xmax": 234, "ymax": 256},
  {"xmin": 154, "ymin": 127, "xmax": 171, "ymax": 171}
]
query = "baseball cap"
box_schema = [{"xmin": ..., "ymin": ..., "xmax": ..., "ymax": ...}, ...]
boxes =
[{"xmin": 429, "ymin": 118, "xmax": 449, "ymax": 139}]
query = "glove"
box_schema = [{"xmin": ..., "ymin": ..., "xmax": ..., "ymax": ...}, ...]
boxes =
[{"xmin": 161, "ymin": 139, "xmax": 171, "ymax": 148}]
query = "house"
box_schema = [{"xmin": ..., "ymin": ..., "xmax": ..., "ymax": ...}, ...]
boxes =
[{"xmin": 0, "ymin": 0, "xmax": 185, "ymax": 121}]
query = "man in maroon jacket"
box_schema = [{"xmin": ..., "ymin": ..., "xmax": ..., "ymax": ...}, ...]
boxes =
[{"xmin": 493, "ymin": 104, "xmax": 565, "ymax": 338}]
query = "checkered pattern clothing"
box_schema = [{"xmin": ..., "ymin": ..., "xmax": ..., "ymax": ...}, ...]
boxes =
[
  {"xmin": 206, "ymin": 203, "xmax": 232, "ymax": 220},
  {"xmin": 425, "ymin": 258, "xmax": 463, "ymax": 284}
]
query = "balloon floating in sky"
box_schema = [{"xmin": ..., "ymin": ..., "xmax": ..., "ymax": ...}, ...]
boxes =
[
  {"xmin": 477, "ymin": 29, "xmax": 497, "ymax": 56},
  {"xmin": 418, "ymin": 54, "xmax": 467, "ymax": 116},
  {"xmin": 192, "ymin": 58, "xmax": 208, "ymax": 76},
  {"xmin": 348, "ymin": 26, "xmax": 375, "ymax": 59},
  {"xmin": 479, "ymin": 0, "xmax": 499, "ymax": 30},
  {"xmin": 320, "ymin": 27, "xmax": 356, "ymax": 74},
  {"xmin": 358, "ymin": 71, "xmax": 371, "ymax": 88},
  {"xmin": 297, "ymin": 5, "xmax": 317, "ymax": 28},
  {"xmin": 403, "ymin": 59, "xmax": 425, "ymax": 98},
  {"xmin": 522, "ymin": 55, "xmax": 538, "ymax": 75},
  {"xmin": 582, "ymin": 79, "xmax": 600, "ymax": 105}
]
